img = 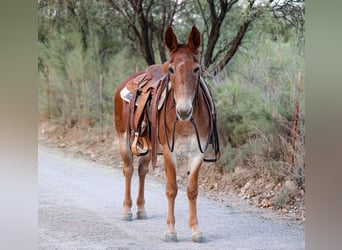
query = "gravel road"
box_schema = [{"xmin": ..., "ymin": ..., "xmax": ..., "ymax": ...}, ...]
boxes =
[{"xmin": 38, "ymin": 145, "xmax": 304, "ymax": 250}]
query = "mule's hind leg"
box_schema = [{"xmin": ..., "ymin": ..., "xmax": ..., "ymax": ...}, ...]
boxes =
[
  {"xmin": 136, "ymin": 152, "xmax": 150, "ymax": 219},
  {"xmin": 187, "ymin": 154, "xmax": 205, "ymax": 243},
  {"xmin": 119, "ymin": 134, "xmax": 134, "ymax": 221}
]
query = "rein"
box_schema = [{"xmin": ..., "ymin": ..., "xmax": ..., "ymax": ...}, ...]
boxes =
[{"xmin": 163, "ymin": 75, "xmax": 220, "ymax": 162}]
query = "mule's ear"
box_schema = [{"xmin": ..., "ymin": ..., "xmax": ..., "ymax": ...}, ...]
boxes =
[
  {"xmin": 188, "ymin": 26, "xmax": 201, "ymax": 52},
  {"xmin": 165, "ymin": 27, "xmax": 178, "ymax": 52}
]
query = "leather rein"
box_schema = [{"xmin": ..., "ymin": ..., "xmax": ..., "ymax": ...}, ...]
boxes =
[{"xmin": 162, "ymin": 74, "xmax": 220, "ymax": 163}]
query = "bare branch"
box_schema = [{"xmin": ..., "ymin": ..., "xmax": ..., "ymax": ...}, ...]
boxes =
[
  {"xmin": 208, "ymin": 0, "xmax": 259, "ymax": 76},
  {"xmin": 209, "ymin": 19, "xmax": 252, "ymax": 76},
  {"xmin": 203, "ymin": 0, "xmax": 239, "ymax": 68},
  {"xmin": 207, "ymin": 0, "xmax": 217, "ymax": 20},
  {"xmin": 196, "ymin": 0, "xmax": 209, "ymax": 36}
]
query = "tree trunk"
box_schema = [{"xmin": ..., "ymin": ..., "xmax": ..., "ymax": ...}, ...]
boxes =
[
  {"xmin": 209, "ymin": 19, "xmax": 251, "ymax": 76},
  {"xmin": 203, "ymin": 19, "xmax": 222, "ymax": 68},
  {"xmin": 131, "ymin": 0, "xmax": 155, "ymax": 65},
  {"xmin": 156, "ymin": 30, "xmax": 167, "ymax": 63}
]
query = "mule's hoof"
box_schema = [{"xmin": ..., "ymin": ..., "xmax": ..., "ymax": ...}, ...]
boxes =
[
  {"xmin": 164, "ymin": 232, "xmax": 178, "ymax": 242},
  {"xmin": 192, "ymin": 232, "xmax": 205, "ymax": 243},
  {"xmin": 136, "ymin": 211, "xmax": 147, "ymax": 219},
  {"xmin": 121, "ymin": 212, "xmax": 133, "ymax": 221}
]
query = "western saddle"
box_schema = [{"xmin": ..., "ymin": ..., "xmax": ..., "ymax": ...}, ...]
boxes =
[{"xmin": 120, "ymin": 64, "xmax": 168, "ymax": 160}]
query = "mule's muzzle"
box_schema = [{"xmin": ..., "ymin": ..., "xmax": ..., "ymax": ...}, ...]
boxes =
[{"xmin": 176, "ymin": 106, "xmax": 193, "ymax": 121}]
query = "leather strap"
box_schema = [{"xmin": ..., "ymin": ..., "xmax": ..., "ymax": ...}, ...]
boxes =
[
  {"xmin": 150, "ymin": 77, "xmax": 168, "ymax": 168},
  {"xmin": 134, "ymin": 91, "xmax": 151, "ymax": 130}
]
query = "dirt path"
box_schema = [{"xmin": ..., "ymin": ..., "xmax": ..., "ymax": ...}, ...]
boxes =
[{"xmin": 38, "ymin": 144, "xmax": 304, "ymax": 249}]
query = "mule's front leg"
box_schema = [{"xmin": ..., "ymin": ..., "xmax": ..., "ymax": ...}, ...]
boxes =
[
  {"xmin": 119, "ymin": 136, "xmax": 134, "ymax": 221},
  {"xmin": 163, "ymin": 150, "xmax": 178, "ymax": 242},
  {"xmin": 187, "ymin": 154, "xmax": 205, "ymax": 243},
  {"xmin": 136, "ymin": 152, "xmax": 150, "ymax": 219}
]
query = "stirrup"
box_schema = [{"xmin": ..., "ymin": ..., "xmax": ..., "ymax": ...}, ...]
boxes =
[{"xmin": 131, "ymin": 132, "xmax": 149, "ymax": 156}]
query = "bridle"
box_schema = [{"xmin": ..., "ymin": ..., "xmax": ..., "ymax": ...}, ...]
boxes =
[{"xmin": 162, "ymin": 72, "xmax": 220, "ymax": 162}]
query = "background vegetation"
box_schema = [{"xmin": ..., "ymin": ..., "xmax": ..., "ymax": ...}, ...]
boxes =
[{"xmin": 38, "ymin": 0, "xmax": 305, "ymax": 197}]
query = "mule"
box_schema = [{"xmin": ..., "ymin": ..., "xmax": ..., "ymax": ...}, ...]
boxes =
[{"xmin": 114, "ymin": 26, "xmax": 219, "ymax": 243}]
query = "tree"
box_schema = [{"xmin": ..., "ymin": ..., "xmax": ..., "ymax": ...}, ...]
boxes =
[
  {"xmin": 196, "ymin": 0, "xmax": 304, "ymax": 76},
  {"xmin": 107, "ymin": 0, "xmax": 304, "ymax": 76},
  {"xmin": 38, "ymin": 0, "xmax": 304, "ymax": 128},
  {"xmin": 38, "ymin": 0, "xmax": 126, "ymax": 127},
  {"xmin": 106, "ymin": 0, "xmax": 186, "ymax": 65}
]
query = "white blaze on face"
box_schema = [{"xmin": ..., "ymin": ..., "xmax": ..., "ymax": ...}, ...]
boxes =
[
  {"xmin": 174, "ymin": 60, "xmax": 194, "ymax": 121},
  {"xmin": 177, "ymin": 61, "xmax": 185, "ymax": 68}
]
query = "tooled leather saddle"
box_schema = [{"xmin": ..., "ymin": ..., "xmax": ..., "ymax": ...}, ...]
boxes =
[{"xmin": 120, "ymin": 64, "xmax": 168, "ymax": 161}]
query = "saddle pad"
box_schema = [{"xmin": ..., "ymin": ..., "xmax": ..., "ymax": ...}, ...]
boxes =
[
  {"xmin": 120, "ymin": 87, "xmax": 133, "ymax": 102},
  {"xmin": 120, "ymin": 73, "xmax": 147, "ymax": 102}
]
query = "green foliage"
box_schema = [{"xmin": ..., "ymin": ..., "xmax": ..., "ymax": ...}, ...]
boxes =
[
  {"xmin": 214, "ymin": 80, "xmax": 274, "ymax": 146},
  {"xmin": 38, "ymin": 1, "xmax": 147, "ymax": 130},
  {"xmin": 38, "ymin": 24, "xmax": 146, "ymax": 127},
  {"xmin": 211, "ymin": 24, "xmax": 304, "ymax": 184},
  {"xmin": 214, "ymin": 80, "xmax": 271, "ymax": 169}
]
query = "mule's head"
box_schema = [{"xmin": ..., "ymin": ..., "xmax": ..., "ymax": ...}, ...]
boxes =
[{"xmin": 164, "ymin": 26, "xmax": 201, "ymax": 121}]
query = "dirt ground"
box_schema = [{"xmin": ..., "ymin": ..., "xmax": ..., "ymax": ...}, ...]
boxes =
[{"xmin": 38, "ymin": 120, "xmax": 305, "ymax": 225}]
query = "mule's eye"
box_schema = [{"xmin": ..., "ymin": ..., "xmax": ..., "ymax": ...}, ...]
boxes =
[
  {"xmin": 193, "ymin": 67, "xmax": 200, "ymax": 74},
  {"xmin": 168, "ymin": 67, "xmax": 174, "ymax": 74}
]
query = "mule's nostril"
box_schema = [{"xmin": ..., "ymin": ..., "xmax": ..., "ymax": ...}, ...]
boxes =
[{"xmin": 176, "ymin": 108, "xmax": 193, "ymax": 121}]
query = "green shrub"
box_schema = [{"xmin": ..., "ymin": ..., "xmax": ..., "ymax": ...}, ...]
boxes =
[{"xmin": 38, "ymin": 28, "xmax": 146, "ymax": 131}]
